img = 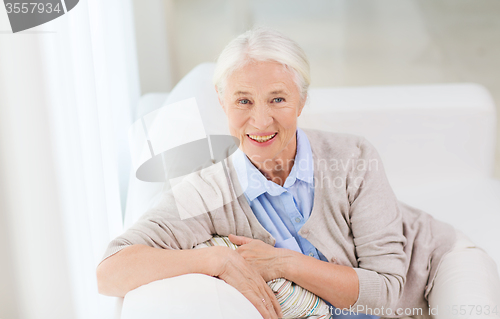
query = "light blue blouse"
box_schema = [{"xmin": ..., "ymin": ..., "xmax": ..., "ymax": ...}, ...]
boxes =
[
  {"xmin": 232, "ymin": 128, "xmax": 327, "ymax": 261},
  {"xmin": 233, "ymin": 128, "xmax": 379, "ymax": 319}
]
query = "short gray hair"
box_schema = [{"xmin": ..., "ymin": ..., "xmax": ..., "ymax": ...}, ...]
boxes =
[{"xmin": 213, "ymin": 27, "xmax": 310, "ymax": 100}]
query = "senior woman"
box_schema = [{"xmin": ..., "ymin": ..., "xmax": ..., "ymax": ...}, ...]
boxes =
[{"xmin": 97, "ymin": 28, "xmax": 500, "ymax": 319}]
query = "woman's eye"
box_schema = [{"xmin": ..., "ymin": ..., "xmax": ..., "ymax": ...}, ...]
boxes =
[
  {"xmin": 239, "ymin": 99, "xmax": 250, "ymax": 105},
  {"xmin": 273, "ymin": 97, "xmax": 284, "ymax": 103}
]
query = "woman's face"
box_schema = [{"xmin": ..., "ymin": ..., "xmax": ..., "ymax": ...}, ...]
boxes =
[{"xmin": 218, "ymin": 60, "xmax": 305, "ymax": 166}]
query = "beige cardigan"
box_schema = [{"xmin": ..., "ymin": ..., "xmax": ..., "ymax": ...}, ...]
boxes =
[{"xmin": 101, "ymin": 128, "xmax": 456, "ymax": 317}]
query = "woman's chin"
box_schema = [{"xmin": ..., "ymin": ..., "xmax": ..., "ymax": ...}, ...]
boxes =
[
  {"xmin": 242, "ymin": 137, "xmax": 278, "ymax": 160},
  {"xmin": 243, "ymin": 148, "xmax": 275, "ymax": 165}
]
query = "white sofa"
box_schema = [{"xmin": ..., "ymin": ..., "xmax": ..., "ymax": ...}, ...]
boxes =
[{"xmin": 116, "ymin": 63, "xmax": 500, "ymax": 318}]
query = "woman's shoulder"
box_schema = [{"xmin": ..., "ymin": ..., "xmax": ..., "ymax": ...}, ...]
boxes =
[
  {"xmin": 301, "ymin": 127, "xmax": 366, "ymax": 146},
  {"xmin": 300, "ymin": 128, "xmax": 377, "ymax": 160}
]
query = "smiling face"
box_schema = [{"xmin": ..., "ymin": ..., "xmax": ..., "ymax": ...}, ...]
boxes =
[{"xmin": 218, "ymin": 60, "xmax": 305, "ymax": 169}]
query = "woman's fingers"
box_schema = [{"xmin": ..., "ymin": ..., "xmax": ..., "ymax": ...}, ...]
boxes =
[
  {"xmin": 222, "ymin": 240, "xmax": 282, "ymax": 318},
  {"xmin": 233, "ymin": 278, "xmax": 279, "ymax": 319},
  {"xmin": 245, "ymin": 277, "xmax": 281, "ymax": 319},
  {"xmin": 215, "ymin": 248, "xmax": 280, "ymax": 319},
  {"xmin": 231, "ymin": 237, "xmax": 282, "ymax": 282},
  {"xmin": 248, "ymin": 291, "xmax": 278, "ymax": 319},
  {"xmin": 263, "ymin": 281, "xmax": 283, "ymax": 318},
  {"xmin": 228, "ymin": 233, "xmax": 253, "ymax": 245},
  {"xmin": 257, "ymin": 279, "xmax": 282, "ymax": 319}
]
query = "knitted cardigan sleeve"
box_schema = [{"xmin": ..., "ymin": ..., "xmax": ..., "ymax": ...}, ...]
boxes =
[
  {"xmin": 347, "ymin": 137, "xmax": 408, "ymax": 312},
  {"xmin": 97, "ymin": 162, "xmax": 240, "ymax": 265}
]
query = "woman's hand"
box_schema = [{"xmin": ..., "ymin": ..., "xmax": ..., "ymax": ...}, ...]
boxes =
[
  {"xmin": 209, "ymin": 246, "xmax": 283, "ymax": 319},
  {"xmin": 228, "ymin": 234, "xmax": 290, "ymax": 282}
]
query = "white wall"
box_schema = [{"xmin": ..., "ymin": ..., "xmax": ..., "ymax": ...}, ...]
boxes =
[
  {"xmin": 132, "ymin": 0, "xmax": 500, "ymax": 178},
  {"xmin": 132, "ymin": 0, "xmax": 175, "ymax": 94}
]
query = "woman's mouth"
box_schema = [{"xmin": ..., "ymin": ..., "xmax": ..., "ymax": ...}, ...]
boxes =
[{"xmin": 247, "ymin": 132, "xmax": 277, "ymax": 143}]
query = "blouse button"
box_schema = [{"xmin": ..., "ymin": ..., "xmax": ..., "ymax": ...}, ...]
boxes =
[
  {"xmin": 295, "ymin": 217, "xmax": 301, "ymax": 223},
  {"xmin": 308, "ymin": 252, "xmax": 314, "ymax": 257}
]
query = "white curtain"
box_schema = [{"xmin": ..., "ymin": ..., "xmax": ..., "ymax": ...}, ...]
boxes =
[
  {"xmin": 0, "ymin": 0, "xmax": 140, "ymax": 318},
  {"xmin": 41, "ymin": 0, "xmax": 140, "ymax": 317}
]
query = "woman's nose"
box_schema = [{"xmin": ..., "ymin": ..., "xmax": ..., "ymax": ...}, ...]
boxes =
[{"xmin": 251, "ymin": 104, "xmax": 273, "ymax": 130}]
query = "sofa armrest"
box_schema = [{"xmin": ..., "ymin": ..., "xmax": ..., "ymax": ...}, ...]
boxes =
[{"xmin": 120, "ymin": 274, "xmax": 261, "ymax": 319}]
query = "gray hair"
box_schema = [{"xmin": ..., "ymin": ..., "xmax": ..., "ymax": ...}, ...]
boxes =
[{"xmin": 213, "ymin": 27, "xmax": 310, "ymax": 101}]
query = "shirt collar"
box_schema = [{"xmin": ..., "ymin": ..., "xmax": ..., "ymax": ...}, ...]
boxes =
[
  {"xmin": 291, "ymin": 127, "xmax": 314, "ymax": 185},
  {"xmin": 232, "ymin": 128, "xmax": 314, "ymax": 202}
]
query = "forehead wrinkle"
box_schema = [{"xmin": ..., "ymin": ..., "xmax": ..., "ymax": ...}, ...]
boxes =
[
  {"xmin": 233, "ymin": 90, "xmax": 252, "ymax": 96},
  {"xmin": 228, "ymin": 78, "xmax": 295, "ymax": 98},
  {"xmin": 269, "ymin": 89, "xmax": 289, "ymax": 95},
  {"xmin": 230, "ymin": 83, "xmax": 255, "ymax": 96},
  {"xmin": 267, "ymin": 82, "xmax": 291, "ymax": 96}
]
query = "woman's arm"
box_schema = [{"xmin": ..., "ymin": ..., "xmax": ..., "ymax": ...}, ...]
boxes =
[
  {"xmin": 96, "ymin": 244, "xmax": 217, "ymax": 297},
  {"xmin": 96, "ymin": 170, "xmax": 284, "ymax": 319},
  {"xmin": 96, "ymin": 244, "xmax": 283, "ymax": 319},
  {"xmin": 229, "ymin": 234, "xmax": 359, "ymax": 310},
  {"xmin": 345, "ymin": 137, "xmax": 407, "ymax": 310},
  {"xmin": 280, "ymin": 250, "xmax": 359, "ymax": 309}
]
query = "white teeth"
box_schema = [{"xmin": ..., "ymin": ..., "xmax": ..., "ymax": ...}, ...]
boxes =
[{"xmin": 248, "ymin": 133, "xmax": 277, "ymax": 142}]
